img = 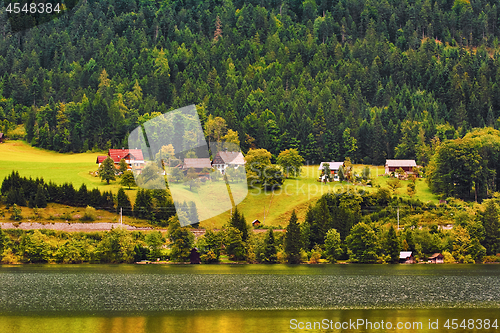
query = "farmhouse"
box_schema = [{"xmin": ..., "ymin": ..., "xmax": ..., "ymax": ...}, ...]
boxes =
[
  {"xmin": 212, "ymin": 151, "xmax": 246, "ymax": 174},
  {"xmin": 181, "ymin": 158, "xmax": 212, "ymax": 173},
  {"xmin": 428, "ymin": 253, "xmax": 444, "ymax": 264},
  {"xmin": 318, "ymin": 162, "xmax": 344, "ymax": 174},
  {"xmin": 399, "ymin": 251, "xmax": 415, "ymax": 264},
  {"xmin": 96, "ymin": 149, "xmax": 145, "ymax": 170},
  {"xmin": 385, "ymin": 159, "xmax": 417, "ymax": 175}
]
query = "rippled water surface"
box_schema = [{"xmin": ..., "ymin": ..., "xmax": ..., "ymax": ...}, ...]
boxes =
[{"xmin": 0, "ymin": 264, "xmax": 499, "ymax": 332}]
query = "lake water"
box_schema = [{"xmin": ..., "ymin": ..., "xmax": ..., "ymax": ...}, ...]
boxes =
[{"xmin": 0, "ymin": 264, "xmax": 499, "ymax": 332}]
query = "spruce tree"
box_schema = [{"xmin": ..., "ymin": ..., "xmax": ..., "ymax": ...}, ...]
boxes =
[
  {"xmin": 481, "ymin": 200, "xmax": 500, "ymax": 255},
  {"xmin": 229, "ymin": 206, "xmax": 249, "ymax": 242},
  {"xmin": 34, "ymin": 185, "xmax": 47, "ymax": 208},
  {"xmin": 285, "ymin": 210, "xmax": 302, "ymax": 264},
  {"xmin": 385, "ymin": 225, "xmax": 401, "ymax": 263},
  {"xmin": 98, "ymin": 156, "xmax": 117, "ymax": 184},
  {"xmin": 262, "ymin": 228, "xmax": 277, "ymax": 263},
  {"xmin": 116, "ymin": 188, "xmax": 132, "ymax": 215}
]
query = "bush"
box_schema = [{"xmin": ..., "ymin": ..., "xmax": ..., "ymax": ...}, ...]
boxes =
[
  {"xmin": 81, "ymin": 206, "xmax": 97, "ymax": 221},
  {"xmin": 10, "ymin": 204, "xmax": 22, "ymax": 221},
  {"xmin": 442, "ymin": 250, "xmax": 455, "ymax": 263}
]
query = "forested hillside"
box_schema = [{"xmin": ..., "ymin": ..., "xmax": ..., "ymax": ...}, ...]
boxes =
[{"xmin": 1, "ymin": 0, "xmax": 500, "ymax": 166}]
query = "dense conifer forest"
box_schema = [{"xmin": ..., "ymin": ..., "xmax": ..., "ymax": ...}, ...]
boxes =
[{"xmin": 1, "ymin": 0, "xmax": 500, "ymax": 166}]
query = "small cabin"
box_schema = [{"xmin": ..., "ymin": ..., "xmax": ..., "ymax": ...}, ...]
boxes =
[
  {"xmin": 428, "ymin": 253, "xmax": 444, "ymax": 264},
  {"xmin": 399, "ymin": 251, "xmax": 415, "ymax": 264},
  {"xmin": 252, "ymin": 219, "xmax": 261, "ymax": 227}
]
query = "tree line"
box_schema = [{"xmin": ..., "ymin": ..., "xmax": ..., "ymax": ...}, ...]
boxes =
[
  {"xmin": 4, "ymin": 185, "xmax": 498, "ymax": 264},
  {"xmin": 1, "ymin": 0, "xmax": 500, "ymax": 165},
  {"xmin": 0, "ymin": 171, "xmax": 180, "ymax": 225}
]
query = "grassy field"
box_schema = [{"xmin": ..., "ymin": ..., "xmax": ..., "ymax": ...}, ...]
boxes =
[{"xmin": 0, "ymin": 140, "xmax": 440, "ymax": 228}]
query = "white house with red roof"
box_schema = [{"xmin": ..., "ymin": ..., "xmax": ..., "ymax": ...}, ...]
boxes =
[{"xmin": 96, "ymin": 149, "xmax": 145, "ymax": 170}]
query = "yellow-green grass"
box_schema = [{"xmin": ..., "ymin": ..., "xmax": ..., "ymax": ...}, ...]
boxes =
[
  {"xmin": 0, "ymin": 140, "xmax": 142, "ymax": 200},
  {"xmin": 0, "ymin": 141, "xmax": 440, "ymax": 228}
]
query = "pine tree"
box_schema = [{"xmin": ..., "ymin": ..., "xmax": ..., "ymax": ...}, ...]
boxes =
[
  {"xmin": 116, "ymin": 188, "xmax": 131, "ymax": 215},
  {"xmin": 134, "ymin": 189, "xmax": 152, "ymax": 219},
  {"xmin": 285, "ymin": 210, "xmax": 302, "ymax": 264},
  {"xmin": 120, "ymin": 170, "xmax": 136, "ymax": 189},
  {"xmin": 229, "ymin": 206, "xmax": 249, "ymax": 242},
  {"xmin": 34, "ymin": 185, "xmax": 47, "ymax": 208},
  {"xmin": 98, "ymin": 157, "xmax": 117, "ymax": 185},
  {"xmin": 385, "ymin": 225, "xmax": 401, "ymax": 263},
  {"xmin": 481, "ymin": 200, "xmax": 500, "ymax": 255},
  {"xmin": 262, "ymin": 228, "xmax": 277, "ymax": 263}
]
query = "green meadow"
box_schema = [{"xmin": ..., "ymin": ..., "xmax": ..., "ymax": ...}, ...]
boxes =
[{"xmin": 0, "ymin": 140, "xmax": 439, "ymax": 228}]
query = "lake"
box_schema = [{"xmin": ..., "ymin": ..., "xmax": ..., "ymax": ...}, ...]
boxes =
[{"xmin": 0, "ymin": 264, "xmax": 499, "ymax": 332}]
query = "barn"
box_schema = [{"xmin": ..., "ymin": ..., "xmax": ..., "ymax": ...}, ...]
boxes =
[{"xmin": 385, "ymin": 160, "xmax": 417, "ymax": 175}]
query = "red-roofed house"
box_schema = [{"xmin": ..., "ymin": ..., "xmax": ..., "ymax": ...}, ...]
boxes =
[{"xmin": 96, "ymin": 149, "xmax": 145, "ymax": 170}]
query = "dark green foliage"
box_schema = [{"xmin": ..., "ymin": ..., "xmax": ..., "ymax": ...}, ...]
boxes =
[
  {"xmin": 224, "ymin": 227, "xmax": 247, "ymax": 261},
  {"xmin": 228, "ymin": 206, "xmax": 249, "ymax": 242},
  {"xmin": 481, "ymin": 200, "xmax": 500, "ymax": 255},
  {"xmin": 120, "ymin": 170, "xmax": 136, "ymax": 189},
  {"xmin": 145, "ymin": 231, "xmax": 165, "ymax": 260},
  {"xmin": 427, "ymin": 128, "xmax": 500, "ymax": 200},
  {"xmin": 76, "ymin": 184, "xmax": 89, "ymax": 207},
  {"xmin": 98, "ymin": 157, "xmax": 117, "ymax": 185},
  {"xmin": 262, "ymin": 228, "xmax": 278, "ymax": 263},
  {"xmin": 134, "ymin": 189, "xmax": 152, "ymax": 219},
  {"xmin": 198, "ymin": 229, "xmax": 223, "ymax": 263},
  {"xmin": 168, "ymin": 216, "xmax": 194, "ymax": 262},
  {"xmin": 0, "ymin": 0, "xmax": 497, "ymax": 168},
  {"xmin": 96, "ymin": 228, "xmax": 135, "ymax": 263},
  {"xmin": 324, "ymin": 228, "xmax": 342, "ymax": 263},
  {"xmin": 34, "ymin": 185, "xmax": 47, "ymax": 208},
  {"xmin": 116, "ymin": 188, "xmax": 132, "ymax": 215},
  {"xmin": 285, "ymin": 210, "xmax": 302, "ymax": 264},
  {"xmin": 346, "ymin": 223, "xmax": 378, "ymax": 263},
  {"xmin": 385, "ymin": 225, "xmax": 401, "ymax": 264}
]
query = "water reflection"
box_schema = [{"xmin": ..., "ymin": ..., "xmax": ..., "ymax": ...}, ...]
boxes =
[{"xmin": 1, "ymin": 309, "xmax": 500, "ymax": 333}]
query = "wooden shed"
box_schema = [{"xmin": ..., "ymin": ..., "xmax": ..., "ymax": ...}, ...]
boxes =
[
  {"xmin": 428, "ymin": 253, "xmax": 444, "ymax": 264},
  {"xmin": 399, "ymin": 251, "xmax": 415, "ymax": 264}
]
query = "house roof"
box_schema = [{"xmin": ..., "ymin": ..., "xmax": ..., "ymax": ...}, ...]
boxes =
[
  {"xmin": 96, "ymin": 156, "xmax": 108, "ymax": 164},
  {"xmin": 183, "ymin": 158, "xmax": 212, "ymax": 169},
  {"xmin": 318, "ymin": 162, "xmax": 344, "ymax": 171},
  {"xmin": 400, "ymin": 251, "xmax": 413, "ymax": 259},
  {"xmin": 213, "ymin": 151, "xmax": 246, "ymax": 165},
  {"xmin": 429, "ymin": 253, "xmax": 444, "ymax": 259},
  {"xmin": 386, "ymin": 160, "xmax": 417, "ymax": 168},
  {"xmin": 108, "ymin": 149, "xmax": 144, "ymax": 163}
]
